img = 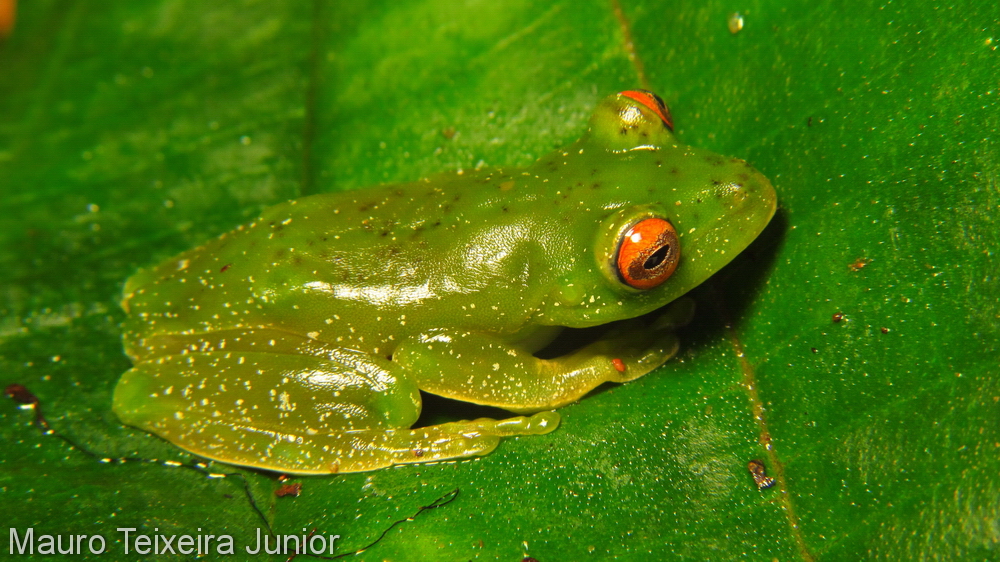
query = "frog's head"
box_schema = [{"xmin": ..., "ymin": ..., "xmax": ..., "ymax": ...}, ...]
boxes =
[{"xmin": 537, "ymin": 90, "xmax": 776, "ymax": 328}]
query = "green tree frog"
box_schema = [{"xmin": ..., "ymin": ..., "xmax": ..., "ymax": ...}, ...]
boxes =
[{"xmin": 114, "ymin": 90, "xmax": 776, "ymax": 474}]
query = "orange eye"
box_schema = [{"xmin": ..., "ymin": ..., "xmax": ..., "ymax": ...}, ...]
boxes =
[
  {"xmin": 621, "ymin": 90, "xmax": 674, "ymax": 130},
  {"xmin": 615, "ymin": 217, "xmax": 680, "ymax": 290}
]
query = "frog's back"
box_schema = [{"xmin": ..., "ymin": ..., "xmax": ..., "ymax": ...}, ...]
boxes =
[{"xmin": 121, "ymin": 175, "xmax": 567, "ymax": 361}]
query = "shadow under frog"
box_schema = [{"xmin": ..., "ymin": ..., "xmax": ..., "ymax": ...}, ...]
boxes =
[{"xmin": 113, "ymin": 90, "xmax": 776, "ymax": 474}]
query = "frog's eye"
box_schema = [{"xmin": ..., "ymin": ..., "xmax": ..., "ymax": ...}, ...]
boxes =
[
  {"xmin": 615, "ymin": 217, "xmax": 680, "ymax": 290},
  {"xmin": 621, "ymin": 90, "xmax": 674, "ymax": 131}
]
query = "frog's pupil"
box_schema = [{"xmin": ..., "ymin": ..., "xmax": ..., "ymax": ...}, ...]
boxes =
[{"xmin": 644, "ymin": 245, "xmax": 669, "ymax": 269}]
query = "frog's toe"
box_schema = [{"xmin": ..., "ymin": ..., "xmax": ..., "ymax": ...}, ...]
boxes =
[
  {"xmin": 634, "ymin": 334, "xmax": 681, "ymax": 372},
  {"xmin": 478, "ymin": 411, "xmax": 560, "ymax": 435}
]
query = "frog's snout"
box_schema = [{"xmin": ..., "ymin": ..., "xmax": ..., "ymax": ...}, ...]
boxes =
[
  {"xmin": 744, "ymin": 167, "xmax": 778, "ymax": 222},
  {"xmin": 717, "ymin": 160, "xmax": 777, "ymax": 225}
]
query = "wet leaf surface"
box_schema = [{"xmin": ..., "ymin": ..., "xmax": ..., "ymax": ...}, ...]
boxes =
[{"xmin": 1, "ymin": 1, "xmax": 997, "ymax": 560}]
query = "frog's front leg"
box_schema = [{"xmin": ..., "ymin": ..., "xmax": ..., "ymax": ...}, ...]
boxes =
[
  {"xmin": 113, "ymin": 340, "xmax": 556, "ymax": 474},
  {"xmin": 394, "ymin": 301, "xmax": 692, "ymax": 413}
]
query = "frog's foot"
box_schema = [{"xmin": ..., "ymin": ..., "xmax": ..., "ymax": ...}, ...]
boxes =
[
  {"xmin": 118, "ymin": 411, "xmax": 557, "ymax": 475},
  {"xmin": 323, "ymin": 412, "xmax": 560, "ymax": 472},
  {"xmin": 395, "ymin": 318, "xmax": 681, "ymax": 413},
  {"xmin": 329, "ymin": 411, "xmax": 558, "ymax": 472}
]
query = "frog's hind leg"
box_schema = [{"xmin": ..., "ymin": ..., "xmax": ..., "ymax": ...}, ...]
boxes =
[
  {"xmin": 154, "ymin": 412, "xmax": 558, "ymax": 474},
  {"xmin": 113, "ymin": 347, "xmax": 556, "ymax": 474}
]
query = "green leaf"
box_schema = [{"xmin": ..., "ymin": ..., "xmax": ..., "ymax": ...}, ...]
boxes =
[{"xmin": 1, "ymin": 1, "xmax": 997, "ymax": 560}]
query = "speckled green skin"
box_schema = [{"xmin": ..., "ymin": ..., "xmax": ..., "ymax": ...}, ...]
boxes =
[{"xmin": 113, "ymin": 92, "xmax": 776, "ymax": 474}]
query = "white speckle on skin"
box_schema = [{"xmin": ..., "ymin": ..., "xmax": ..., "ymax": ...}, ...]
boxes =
[{"xmin": 278, "ymin": 392, "xmax": 295, "ymax": 412}]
